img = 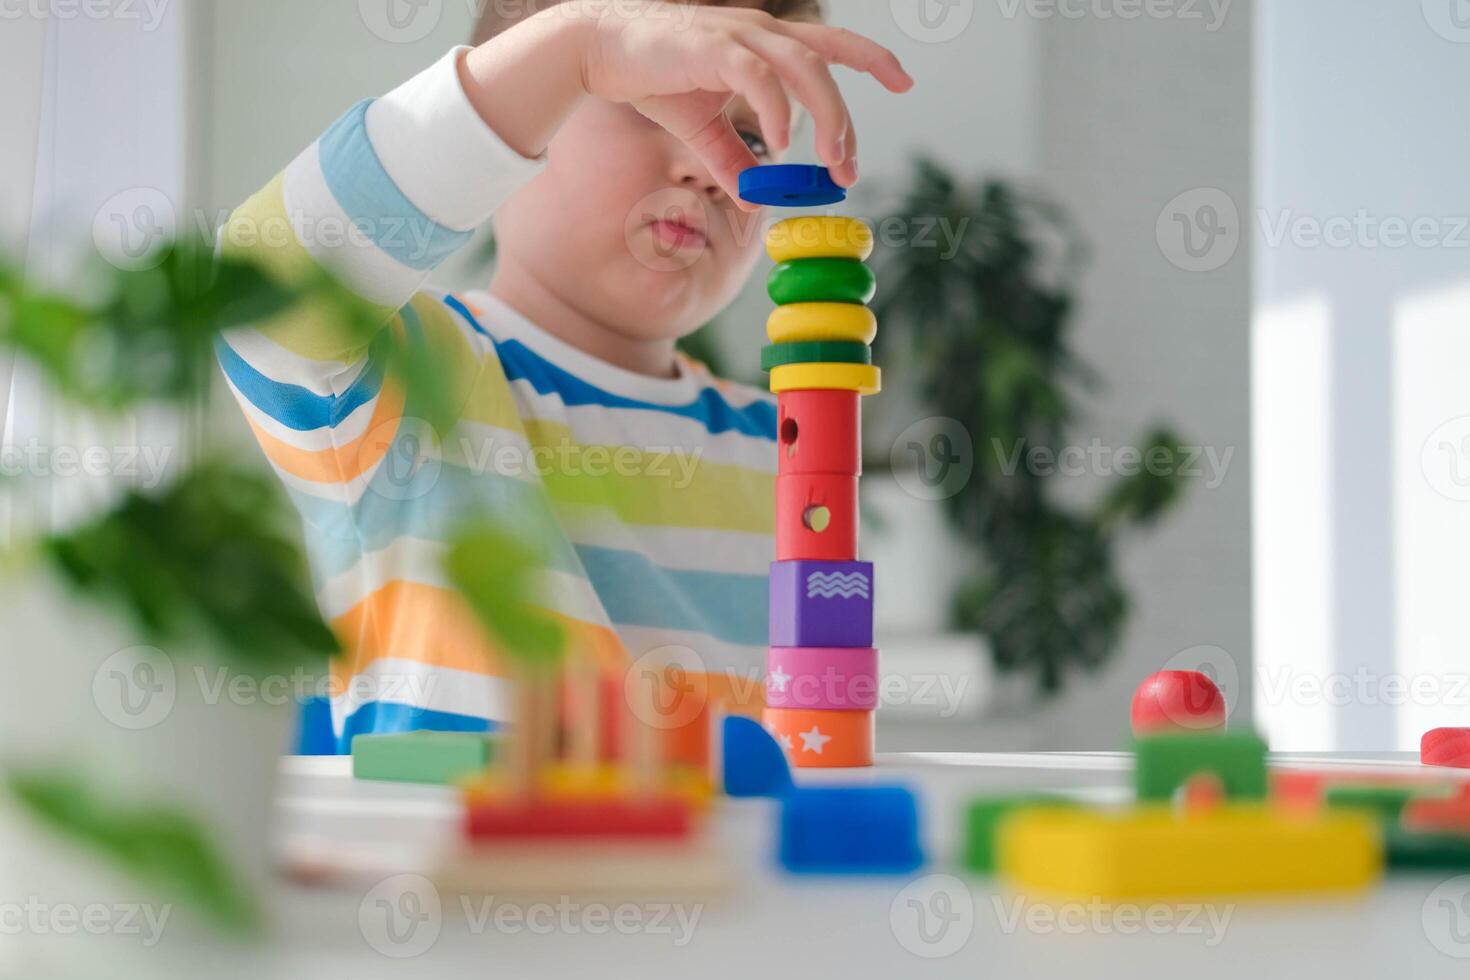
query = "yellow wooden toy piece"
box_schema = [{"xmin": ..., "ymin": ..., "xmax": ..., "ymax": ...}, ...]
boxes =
[
  {"xmin": 998, "ymin": 804, "xmax": 1381, "ymax": 899},
  {"xmin": 767, "ymin": 303, "xmax": 878, "ymax": 344},
  {"xmin": 769, "ymin": 363, "xmax": 882, "ymax": 396},
  {"xmin": 460, "ymin": 763, "xmax": 713, "ymax": 808},
  {"xmin": 766, "ymin": 216, "xmax": 875, "ymax": 263}
]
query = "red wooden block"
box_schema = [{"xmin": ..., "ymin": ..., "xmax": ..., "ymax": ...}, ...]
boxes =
[
  {"xmin": 465, "ymin": 795, "xmax": 692, "ymax": 840},
  {"xmin": 1422, "ymin": 727, "xmax": 1470, "ymax": 768},
  {"xmin": 1403, "ymin": 784, "xmax": 1470, "ymax": 834},
  {"xmin": 777, "ymin": 389, "xmax": 861, "ymax": 476},
  {"xmin": 775, "ymin": 473, "xmax": 858, "ymax": 561}
]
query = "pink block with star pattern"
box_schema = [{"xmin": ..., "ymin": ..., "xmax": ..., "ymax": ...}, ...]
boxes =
[
  {"xmin": 766, "ymin": 646, "xmax": 879, "ymax": 710},
  {"xmin": 763, "ymin": 707, "xmax": 874, "ymax": 768}
]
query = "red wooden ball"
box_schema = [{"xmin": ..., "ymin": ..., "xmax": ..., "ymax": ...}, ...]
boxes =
[{"xmin": 1131, "ymin": 670, "xmax": 1226, "ymax": 735}]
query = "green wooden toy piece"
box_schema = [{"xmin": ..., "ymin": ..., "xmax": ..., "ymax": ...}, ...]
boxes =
[
  {"xmin": 1385, "ymin": 825, "xmax": 1470, "ymax": 869},
  {"xmin": 352, "ymin": 731, "xmax": 496, "ymax": 785},
  {"xmin": 767, "ymin": 258, "xmax": 877, "ymax": 307},
  {"xmin": 1133, "ymin": 731, "xmax": 1268, "ymax": 802},
  {"xmin": 1324, "ymin": 785, "xmax": 1427, "ymax": 821},
  {"xmin": 760, "ymin": 340, "xmax": 872, "ymax": 372},
  {"xmin": 962, "ymin": 795, "xmax": 1077, "ymax": 874}
]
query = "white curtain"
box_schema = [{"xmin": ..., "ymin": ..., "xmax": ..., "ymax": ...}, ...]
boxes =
[{"xmin": 1, "ymin": 3, "xmax": 192, "ymax": 544}]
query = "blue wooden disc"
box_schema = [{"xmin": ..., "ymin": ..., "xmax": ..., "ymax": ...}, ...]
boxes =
[{"xmin": 739, "ymin": 165, "xmax": 846, "ymax": 207}]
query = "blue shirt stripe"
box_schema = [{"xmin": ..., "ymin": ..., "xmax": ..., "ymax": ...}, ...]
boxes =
[
  {"xmin": 216, "ymin": 336, "xmax": 384, "ymax": 431},
  {"xmin": 318, "ymin": 100, "xmax": 473, "ymax": 272},
  {"xmin": 576, "ymin": 544, "xmax": 769, "ymax": 648},
  {"xmin": 442, "ymin": 294, "xmax": 778, "ymax": 441}
]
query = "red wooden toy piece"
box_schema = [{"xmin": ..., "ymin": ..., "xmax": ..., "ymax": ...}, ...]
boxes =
[
  {"xmin": 465, "ymin": 795, "xmax": 692, "ymax": 840},
  {"xmin": 1130, "ymin": 670, "xmax": 1227, "ymax": 736},
  {"xmin": 776, "ymin": 389, "xmax": 861, "ymax": 476},
  {"xmin": 775, "ymin": 473, "xmax": 858, "ymax": 561},
  {"xmin": 1422, "ymin": 727, "xmax": 1470, "ymax": 768},
  {"xmin": 1403, "ymin": 784, "xmax": 1470, "ymax": 834}
]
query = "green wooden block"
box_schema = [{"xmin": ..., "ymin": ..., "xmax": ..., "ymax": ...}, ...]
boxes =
[
  {"xmin": 1133, "ymin": 731, "xmax": 1268, "ymax": 802},
  {"xmin": 961, "ymin": 795, "xmax": 1076, "ymax": 874},
  {"xmin": 767, "ymin": 258, "xmax": 876, "ymax": 306},
  {"xmin": 1325, "ymin": 785, "xmax": 1424, "ymax": 821},
  {"xmin": 1385, "ymin": 825, "xmax": 1470, "ymax": 869},
  {"xmin": 351, "ymin": 731, "xmax": 495, "ymax": 785},
  {"xmin": 760, "ymin": 340, "xmax": 871, "ymax": 372}
]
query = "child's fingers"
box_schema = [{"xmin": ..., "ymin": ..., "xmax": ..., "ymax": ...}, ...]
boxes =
[
  {"xmin": 735, "ymin": 30, "xmax": 850, "ymax": 168},
  {"xmin": 682, "ymin": 110, "xmax": 763, "ymax": 208},
  {"xmin": 776, "ymin": 22, "xmax": 915, "ymax": 94},
  {"xmin": 830, "ymin": 104, "xmax": 859, "ymax": 186},
  {"xmin": 714, "ymin": 44, "xmax": 794, "ymax": 155}
]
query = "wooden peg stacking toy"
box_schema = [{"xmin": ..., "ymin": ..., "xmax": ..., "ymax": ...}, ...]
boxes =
[{"xmin": 741, "ymin": 165, "xmax": 881, "ymax": 768}]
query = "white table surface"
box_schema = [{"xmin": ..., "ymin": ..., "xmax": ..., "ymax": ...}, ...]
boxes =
[{"xmin": 96, "ymin": 752, "xmax": 1470, "ymax": 979}]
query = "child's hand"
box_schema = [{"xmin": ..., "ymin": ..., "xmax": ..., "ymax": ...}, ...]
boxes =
[{"xmin": 580, "ymin": 2, "xmax": 913, "ymax": 205}]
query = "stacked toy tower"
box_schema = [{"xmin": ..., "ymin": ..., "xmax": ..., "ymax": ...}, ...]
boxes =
[{"xmin": 740, "ymin": 165, "xmax": 880, "ymax": 769}]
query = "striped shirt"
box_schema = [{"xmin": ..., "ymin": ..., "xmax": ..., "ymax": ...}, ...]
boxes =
[{"xmin": 217, "ymin": 48, "xmax": 776, "ymax": 752}]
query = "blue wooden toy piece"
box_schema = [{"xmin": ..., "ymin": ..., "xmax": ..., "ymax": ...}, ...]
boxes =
[
  {"xmin": 739, "ymin": 164, "xmax": 846, "ymax": 207},
  {"xmin": 779, "ymin": 784, "xmax": 926, "ymax": 874},
  {"xmin": 722, "ymin": 715, "xmax": 795, "ymax": 798}
]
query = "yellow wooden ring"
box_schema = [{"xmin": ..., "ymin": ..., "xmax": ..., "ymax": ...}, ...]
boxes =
[
  {"xmin": 766, "ymin": 217, "xmax": 875, "ymax": 264},
  {"xmin": 766, "ymin": 303, "xmax": 878, "ymax": 345},
  {"xmin": 769, "ymin": 362, "xmax": 882, "ymax": 396}
]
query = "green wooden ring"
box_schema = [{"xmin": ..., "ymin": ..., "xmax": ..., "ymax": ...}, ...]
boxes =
[
  {"xmin": 761, "ymin": 341, "xmax": 872, "ymax": 372},
  {"xmin": 767, "ymin": 258, "xmax": 877, "ymax": 306}
]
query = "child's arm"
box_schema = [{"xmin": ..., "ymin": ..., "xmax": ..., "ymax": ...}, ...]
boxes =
[
  {"xmin": 217, "ymin": 46, "xmax": 542, "ymax": 404},
  {"xmin": 460, "ymin": 1, "xmax": 912, "ymax": 204}
]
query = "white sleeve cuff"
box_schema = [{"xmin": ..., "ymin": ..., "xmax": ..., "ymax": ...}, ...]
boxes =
[{"xmin": 364, "ymin": 46, "xmax": 546, "ymax": 233}]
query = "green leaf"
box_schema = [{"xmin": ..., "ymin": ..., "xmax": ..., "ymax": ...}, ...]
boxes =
[
  {"xmin": 7, "ymin": 767, "xmax": 261, "ymax": 936},
  {"xmin": 445, "ymin": 519, "xmax": 567, "ymax": 667},
  {"xmin": 41, "ymin": 460, "xmax": 338, "ymax": 669}
]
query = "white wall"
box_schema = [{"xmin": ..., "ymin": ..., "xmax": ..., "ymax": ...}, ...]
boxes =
[
  {"xmin": 1016, "ymin": 0, "xmax": 1255, "ymax": 747},
  {"xmin": 1254, "ymin": 0, "xmax": 1470, "ymax": 750}
]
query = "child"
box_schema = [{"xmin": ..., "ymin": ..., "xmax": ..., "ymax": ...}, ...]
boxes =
[{"xmin": 217, "ymin": 0, "xmax": 911, "ymax": 752}]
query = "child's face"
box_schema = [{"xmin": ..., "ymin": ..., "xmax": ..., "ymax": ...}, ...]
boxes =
[{"xmin": 493, "ymin": 95, "xmax": 783, "ymax": 343}]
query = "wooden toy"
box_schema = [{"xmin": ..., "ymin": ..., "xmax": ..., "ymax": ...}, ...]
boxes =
[
  {"xmin": 1402, "ymin": 784, "xmax": 1470, "ymax": 834},
  {"xmin": 1133, "ymin": 731, "xmax": 1268, "ymax": 803},
  {"xmin": 768, "ymin": 258, "xmax": 877, "ymax": 306},
  {"xmin": 763, "ymin": 706, "xmax": 874, "ymax": 768},
  {"xmin": 777, "ymin": 388, "xmax": 861, "ymax": 476},
  {"xmin": 464, "ymin": 793, "xmax": 692, "ymax": 840},
  {"xmin": 765, "ymin": 646, "xmax": 879, "ymax": 711},
  {"xmin": 769, "ymin": 362, "xmax": 882, "ymax": 396},
  {"xmin": 765, "ymin": 215, "xmax": 875, "ymax": 264},
  {"xmin": 768, "ymin": 559, "xmax": 874, "ymax": 649},
  {"xmin": 754, "ymin": 169, "xmax": 880, "ymax": 770},
  {"xmin": 761, "ymin": 340, "xmax": 872, "ymax": 371},
  {"xmin": 351, "ymin": 731, "xmax": 496, "ymax": 785},
  {"xmin": 778, "ymin": 785, "xmax": 925, "ymax": 874},
  {"xmin": 435, "ymin": 839, "xmax": 729, "ymax": 896},
  {"xmin": 1324, "ymin": 784, "xmax": 1434, "ymax": 821},
  {"xmin": 961, "ymin": 795, "xmax": 1076, "ymax": 874},
  {"xmin": 721, "ymin": 715, "xmax": 794, "ymax": 798},
  {"xmin": 1270, "ymin": 768, "xmax": 1457, "ymax": 811},
  {"xmin": 1422, "ymin": 727, "xmax": 1470, "ymax": 768},
  {"xmin": 999, "ymin": 805, "xmax": 1382, "ymax": 899},
  {"xmin": 1384, "ymin": 824, "xmax": 1470, "ymax": 869},
  {"xmin": 740, "ymin": 163, "xmax": 846, "ymax": 207},
  {"xmin": 766, "ymin": 302, "xmax": 878, "ymax": 345},
  {"xmin": 1129, "ymin": 669, "xmax": 1226, "ymax": 735},
  {"xmin": 775, "ymin": 473, "xmax": 858, "ymax": 561}
]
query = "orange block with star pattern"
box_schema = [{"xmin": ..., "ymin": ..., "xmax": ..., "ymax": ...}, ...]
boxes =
[{"xmin": 763, "ymin": 706, "xmax": 874, "ymax": 768}]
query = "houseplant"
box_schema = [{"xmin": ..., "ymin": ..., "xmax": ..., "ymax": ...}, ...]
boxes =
[{"xmin": 870, "ymin": 160, "xmax": 1190, "ymax": 694}]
